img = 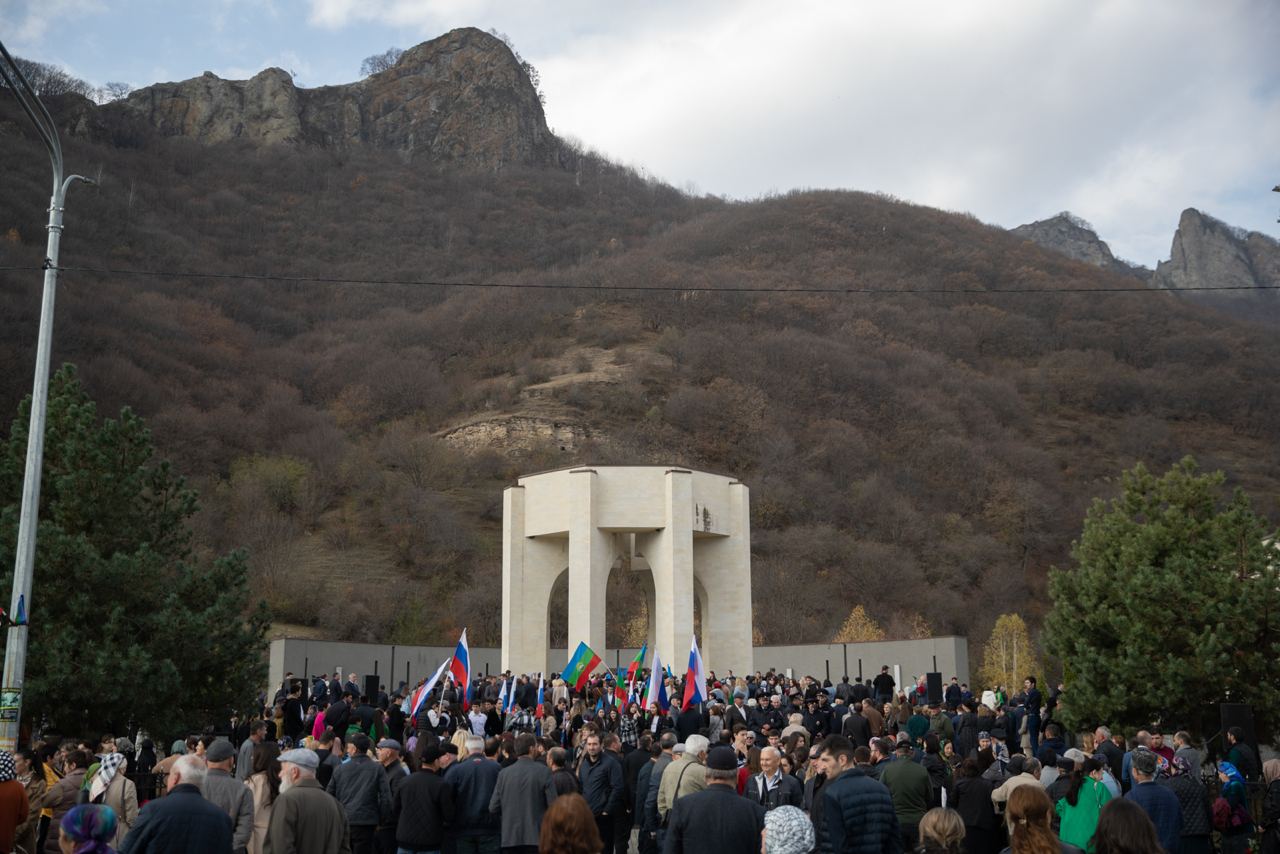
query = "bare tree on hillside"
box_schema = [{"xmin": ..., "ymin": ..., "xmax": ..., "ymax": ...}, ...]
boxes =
[
  {"xmin": 101, "ymin": 81, "xmax": 132, "ymax": 101},
  {"xmin": 0, "ymin": 56, "xmax": 94, "ymax": 97},
  {"xmin": 360, "ymin": 47, "xmax": 403, "ymax": 77}
]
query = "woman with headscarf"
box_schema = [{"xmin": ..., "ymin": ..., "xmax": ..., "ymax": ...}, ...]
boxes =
[
  {"xmin": 57, "ymin": 803, "xmax": 118, "ymax": 854},
  {"xmin": 1161, "ymin": 755, "xmax": 1211, "ymax": 854},
  {"xmin": 1261, "ymin": 759, "xmax": 1280, "ymax": 854},
  {"xmin": 762, "ymin": 804, "xmax": 815, "ymax": 854},
  {"xmin": 15, "ymin": 748, "xmax": 48, "ymax": 854},
  {"xmin": 0, "ymin": 750, "xmax": 30, "ymax": 853},
  {"xmin": 1213, "ymin": 761, "xmax": 1253, "ymax": 854},
  {"xmin": 87, "ymin": 752, "xmax": 136, "ymax": 847}
]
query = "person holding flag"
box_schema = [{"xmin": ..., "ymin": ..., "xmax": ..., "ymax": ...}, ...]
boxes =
[
  {"xmin": 449, "ymin": 628, "xmax": 472, "ymax": 712},
  {"xmin": 563, "ymin": 641, "xmax": 602, "ymax": 693},
  {"xmin": 676, "ymin": 636, "xmax": 708, "ymax": 741}
]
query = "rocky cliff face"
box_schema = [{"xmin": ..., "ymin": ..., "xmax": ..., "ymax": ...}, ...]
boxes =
[
  {"xmin": 105, "ymin": 27, "xmax": 558, "ymax": 170},
  {"xmin": 1011, "ymin": 212, "xmax": 1145, "ymax": 277},
  {"xmin": 1152, "ymin": 208, "xmax": 1280, "ymax": 298}
]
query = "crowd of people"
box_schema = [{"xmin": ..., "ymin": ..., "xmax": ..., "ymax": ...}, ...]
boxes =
[{"xmin": 0, "ymin": 666, "xmax": 1276, "ymax": 854}]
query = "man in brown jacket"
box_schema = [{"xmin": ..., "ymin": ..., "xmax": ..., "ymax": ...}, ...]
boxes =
[{"xmin": 265, "ymin": 748, "xmax": 350, "ymax": 854}]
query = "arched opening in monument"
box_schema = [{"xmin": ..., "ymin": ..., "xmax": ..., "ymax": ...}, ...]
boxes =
[{"xmin": 547, "ymin": 567, "xmax": 570, "ymax": 650}]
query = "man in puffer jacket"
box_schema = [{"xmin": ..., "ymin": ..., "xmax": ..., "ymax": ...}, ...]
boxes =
[
  {"xmin": 326, "ymin": 734, "xmax": 391, "ymax": 854},
  {"xmin": 821, "ymin": 735, "xmax": 902, "ymax": 854}
]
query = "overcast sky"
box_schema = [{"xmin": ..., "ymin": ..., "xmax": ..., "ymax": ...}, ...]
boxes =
[{"xmin": 4, "ymin": 0, "xmax": 1277, "ymax": 265}]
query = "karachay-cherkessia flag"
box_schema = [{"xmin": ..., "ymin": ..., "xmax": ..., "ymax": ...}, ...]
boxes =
[
  {"xmin": 625, "ymin": 644, "xmax": 647, "ymax": 693},
  {"xmin": 564, "ymin": 641, "xmax": 602, "ymax": 692}
]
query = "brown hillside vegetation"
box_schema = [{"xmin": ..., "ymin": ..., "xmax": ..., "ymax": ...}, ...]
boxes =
[{"xmin": 1, "ymin": 93, "xmax": 1278, "ymax": 654}]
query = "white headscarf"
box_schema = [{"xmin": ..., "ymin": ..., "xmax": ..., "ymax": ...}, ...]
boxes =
[{"xmin": 89, "ymin": 753, "xmax": 127, "ymax": 802}]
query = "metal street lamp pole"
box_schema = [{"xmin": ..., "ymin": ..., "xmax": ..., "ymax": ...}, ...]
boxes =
[{"xmin": 0, "ymin": 40, "xmax": 96, "ymax": 751}]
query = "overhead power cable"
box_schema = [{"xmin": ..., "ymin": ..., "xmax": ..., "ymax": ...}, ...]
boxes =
[{"xmin": 0, "ymin": 263, "xmax": 1277, "ymax": 295}]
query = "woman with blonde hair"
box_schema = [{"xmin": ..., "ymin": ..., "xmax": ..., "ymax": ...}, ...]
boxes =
[
  {"xmin": 917, "ymin": 807, "xmax": 966, "ymax": 854},
  {"xmin": 1006, "ymin": 784, "xmax": 1082, "ymax": 854}
]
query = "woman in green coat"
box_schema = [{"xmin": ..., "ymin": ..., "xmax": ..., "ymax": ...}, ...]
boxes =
[{"xmin": 1056, "ymin": 757, "xmax": 1112, "ymax": 851}]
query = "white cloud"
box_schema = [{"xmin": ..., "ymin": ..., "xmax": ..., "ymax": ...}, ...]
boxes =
[
  {"xmin": 527, "ymin": 0, "xmax": 1280, "ymax": 264},
  {"xmin": 0, "ymin": 0, "xmax": 105, "ymax": 48}
]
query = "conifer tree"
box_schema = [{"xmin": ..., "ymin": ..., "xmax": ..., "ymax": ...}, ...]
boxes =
[
  {"xmin": 1044, "ymin": 458, "xmax": 1280, "ymax": 739},
  {"xmin": 0, "ymin": 365, "xmax": 270, "ymax": 737}
]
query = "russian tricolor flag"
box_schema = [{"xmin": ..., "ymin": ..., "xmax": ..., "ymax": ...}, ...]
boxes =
[
  {"xmin": 535, "ymin": 673, "xmax": 545, "ymax": 719},
  {"xmin": 645, "ymin": 650, "xmax": 669, "ymax": 712},
  {"xmin": 409, "ymin": 656, "xmax": 451, "ymax": 722},
  {"xmin": 450, "ymin": 628, "xmax": 471, "ymax": 711},
  {"xmin": 682, "ymin": 635, "xmax": 707, "ymax": 711}
]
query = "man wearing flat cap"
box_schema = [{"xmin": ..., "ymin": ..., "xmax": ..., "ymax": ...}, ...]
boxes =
[
  {"xmin": 662, "ymin": 745, "xmax": 766, "ymax": 853},
  {"xmin": 267, "ymin": 748, "xmax": 351, "ymax": 854},
  {"xmin": 202, "ymin": 738, "xmax": 255, "ymax": 854}
]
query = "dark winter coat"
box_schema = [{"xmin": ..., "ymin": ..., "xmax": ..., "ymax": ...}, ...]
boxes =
[
  {"xmin": 823, "ymin": 767, "xmax": 903, "ymax": 854},
  {"xmin": 445, "ymin": 753, "xmax": 502, "ymax": 837},
  {"xmin": 118, "ymin": 783, "xmax": 234, "ymax": 854},
  {"xmin": 1161, "ymin": 775, "xmax": 1212, "ymax": 838},
  {"xmin": 392, "ymin": 769, "xmax": 453, "ymax": 850},
  {"xmin": 326, "ymin": 754, "xmax": 392, "ymax": 827},
  {"xmin": 578, "ymin": 751, "xmax": 625, "ymax": 817},
  {"xmin": 662, "ymin": 784, "xmax": 765, "ymax": 854}
]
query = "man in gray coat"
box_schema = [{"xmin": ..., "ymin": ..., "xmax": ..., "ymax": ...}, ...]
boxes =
[
  {"xmin": 236, "ymin": 721, "xmax": 268, "ymax": 781},
  {"xmin": 203, "ymin": 740, "xmax": 255, "ymax": 854},
  {"xmin": 489, "ymin": 733, "xmax": 558, "ymax": 853},
  {"xmin": 327, "ymin": 734, "xmax": 392, "ymax": 854},
  {"xmin": 266, "ymin": 748, "xmax": 352, "ymax": 854}
]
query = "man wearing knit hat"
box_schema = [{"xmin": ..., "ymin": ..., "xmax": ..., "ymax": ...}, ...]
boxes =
[{"xmin": 661, "ymin": 745, "xmax": 765, "ymax": 853}]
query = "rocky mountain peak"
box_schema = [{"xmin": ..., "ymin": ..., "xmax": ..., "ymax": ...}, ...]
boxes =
[
  {"xmin": 1153, "ymin": 208, "xmax": 1280, "ymax": 299},
  {"xmin": 1011, "ymin": 212, "xmax": 1144, "ymax": 277},
  {"xmin": 104, "ymin": 27, "xmax": 556, "ymax": 169}
]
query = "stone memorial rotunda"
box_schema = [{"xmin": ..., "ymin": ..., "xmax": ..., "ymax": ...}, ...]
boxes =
[{"xmin": 501, "ymin": 466, "xmax": 754, "ymax": 677}]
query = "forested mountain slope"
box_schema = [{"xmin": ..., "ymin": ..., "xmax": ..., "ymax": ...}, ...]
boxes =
[{"xmin": 2, "ymin": 31, "xmax": 1277, "ymax": 651}]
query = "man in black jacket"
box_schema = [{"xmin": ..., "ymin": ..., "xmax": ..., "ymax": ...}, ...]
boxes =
[
  {"xmin": 578, "ymin": 732, "xmax": 625, "ymax": 852},
  {"xmin": 394, "ymin": 746, "xmax": 454, "ymax": 854},
  {"xmin": 446, "ymin": 734, "xmax": 502, "ymax": 851},
  {"xmin": 725, "ymin": 694, "xmax": 750, "ymax": 731},
  {"xmin": 843, "ymin": 701, "xmax": 873, "ymax": 748},
  {"xmin": 120, "ymin": 755, "xmax": 234, "ymax": 854},
  {"xmin": 873, "ymin": 667, "xmax": 896, "ymax": 706},
  {"xmin": 324, "ymin": 693, "xmax": 353, "ymax": 736},
  {"xmin": 663, "ymin": 745, "xmax": 765, "ymax": 854},
  {"xmin": 744, "ymin": 746, "xmax": 803, "ymax": 810},
  {"xmin": 327, "ymin": 734, "xmax": 392, "ymax": 854}
]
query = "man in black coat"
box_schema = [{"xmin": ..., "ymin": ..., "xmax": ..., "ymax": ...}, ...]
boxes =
[
  {"xmin": 873, "ymin": 667, "xmax": 896, "ymax": 705},
  {"xmin": 725, "ymin": 695, "xmax": 750, "ymax": 731},
  {"xmin": 842, "ymin": 701, "xmax": 873, "ymax": 749},
  {"xmin": 324, "ymin": 693, "xmax": 353, "ymax": 735},
  {"xmin": 744, "ymin": 746, "xmax": 803, "ymax": 810},
  {"xmin": 578, "ymin": 732, "xmax": 625, "ymax": 851},
  {"xmin": 392, "ymin": 746, "xmax": 454, "ymax": 854},
  {"xmin": 675, "ymin": 705, "xmax": 703, "ymax": 743},
  {"xmin": 663, "ymin": 745, "xmax": 765, "ymax": 854},
  {"xmin": 120, "ymin": 755, "xmax": 234, "ymax": 854}
]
